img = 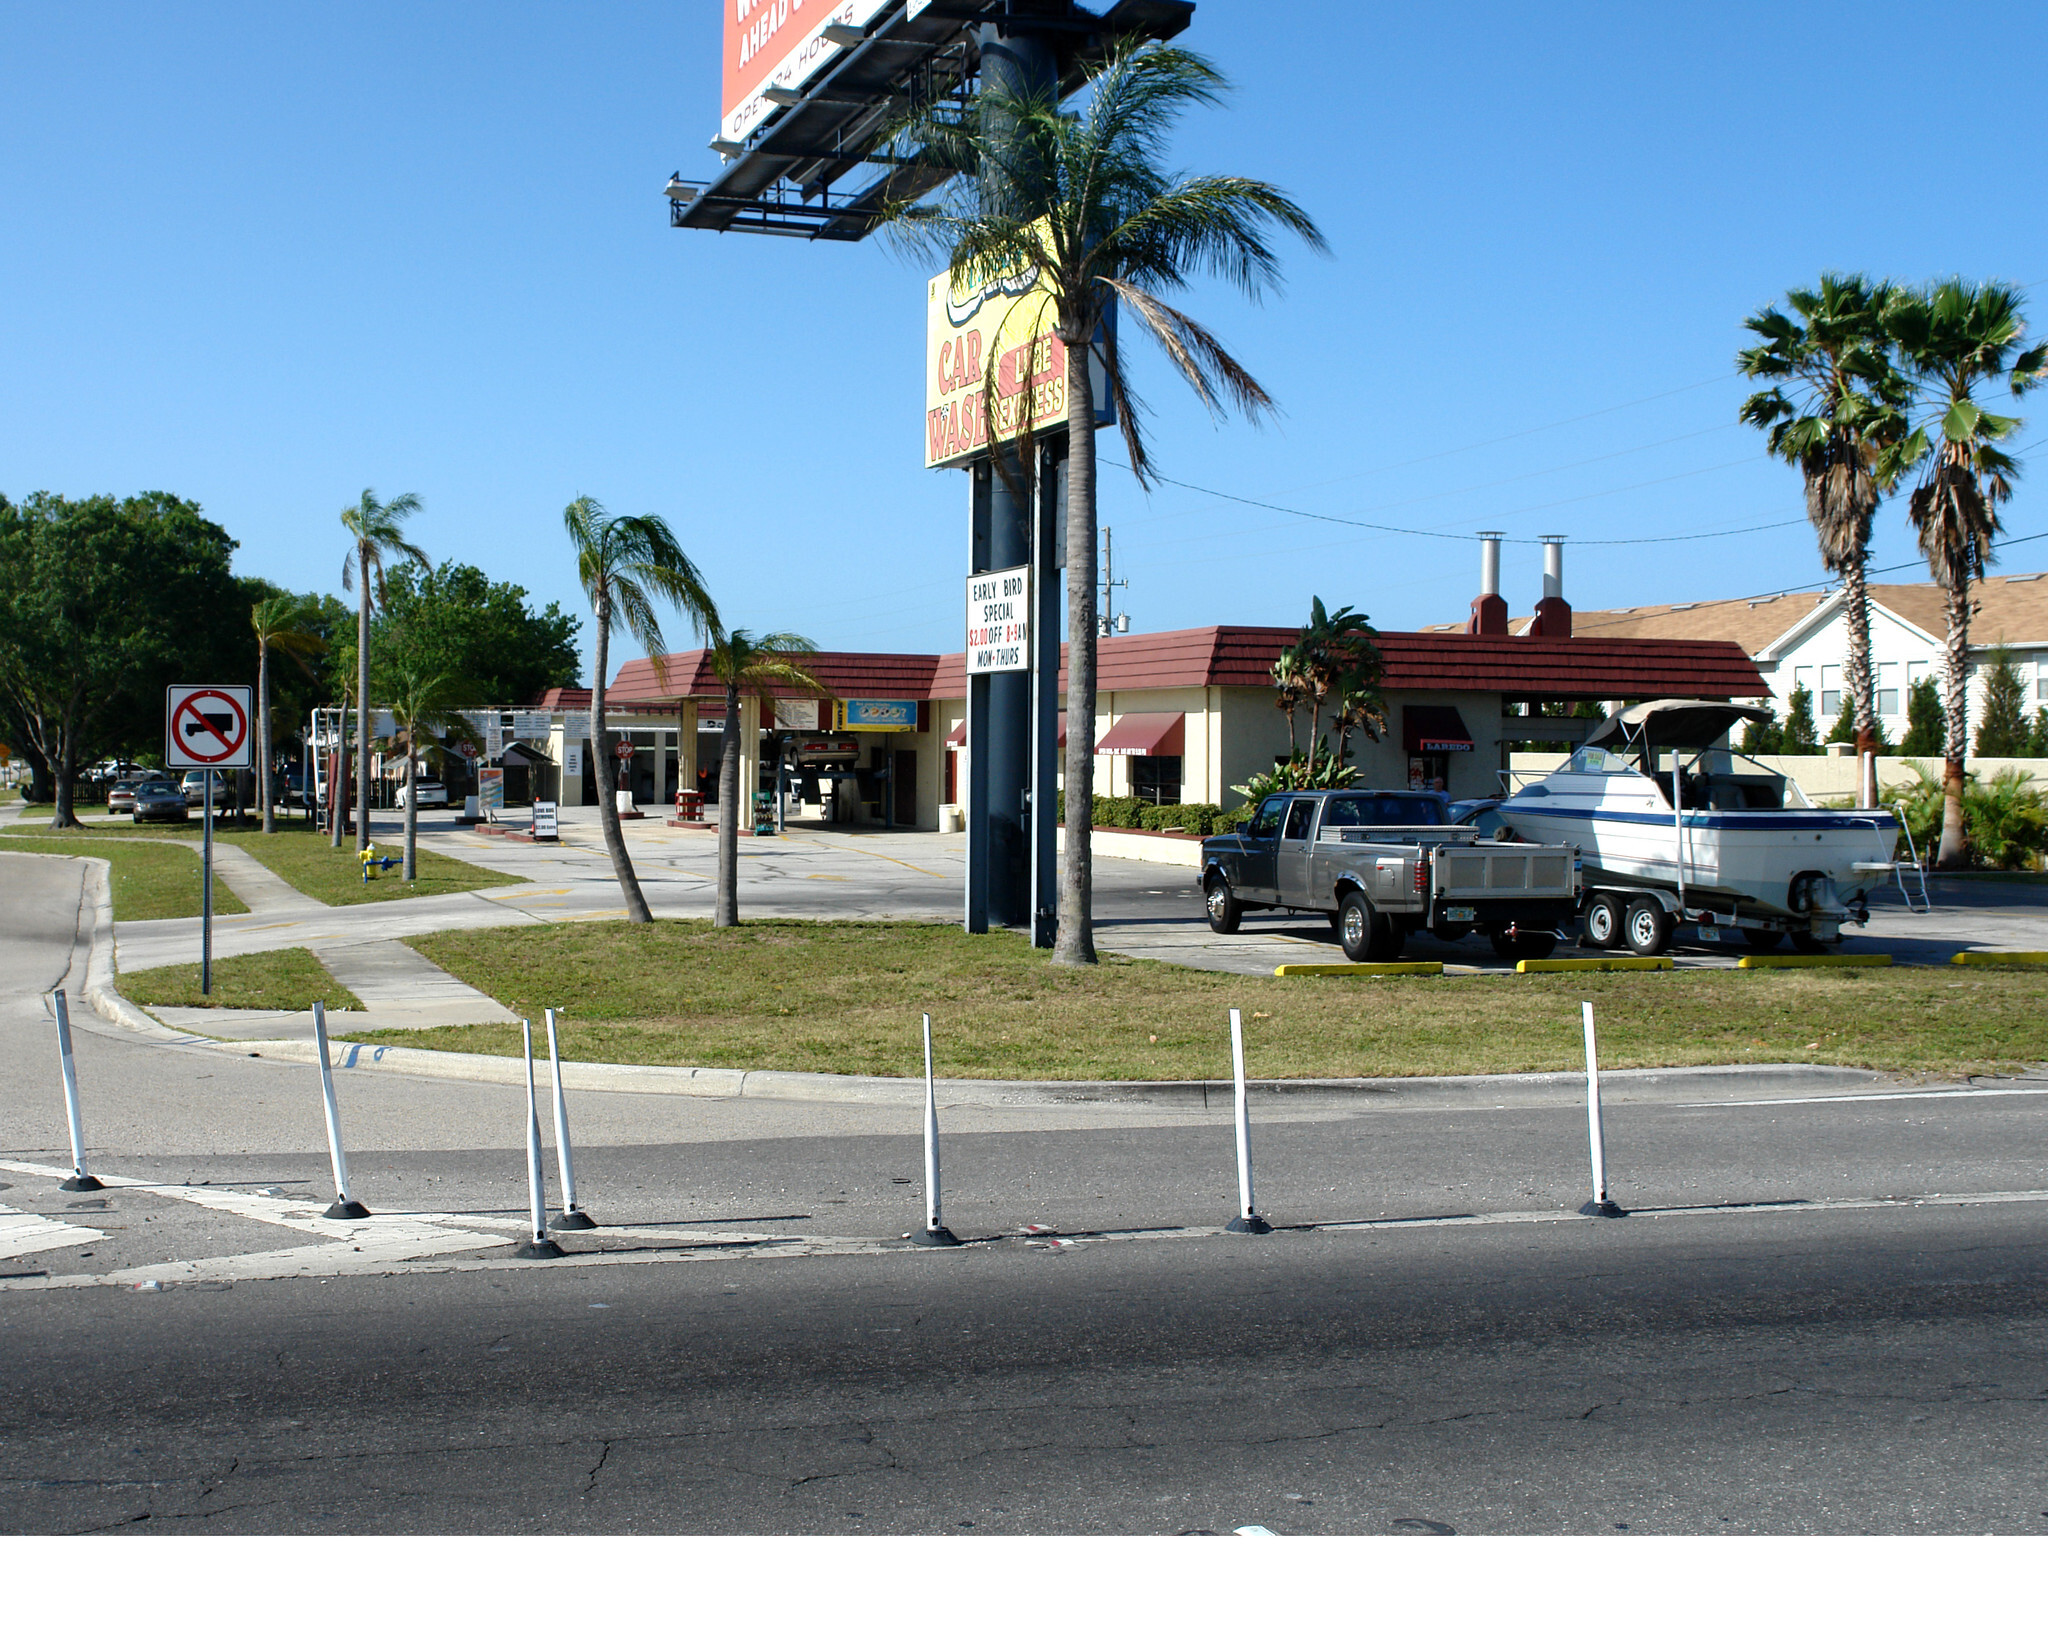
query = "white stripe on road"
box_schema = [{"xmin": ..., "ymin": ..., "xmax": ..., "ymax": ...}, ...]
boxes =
[
  {"xmin": 1677, "ymin": 1086, "xmax": 2048, "ymax": 1110},
  {"xmin": 0, "ymin": 1205, "xmax": 107, "ymax": 1260}
]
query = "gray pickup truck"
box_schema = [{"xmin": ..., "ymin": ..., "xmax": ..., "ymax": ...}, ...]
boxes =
[{"xmin": 1199, "ymin": 788, "xmax": 1579, "ymax": 962}]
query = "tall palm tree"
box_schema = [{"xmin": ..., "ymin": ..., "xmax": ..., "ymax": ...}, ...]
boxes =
[
  {"xmin": 1293, "ymin": 597, "xmax": 1375, "ymax": 759},
  {"xmin": 1884, "ymin": 279, "xmax": 2045, "ymax": 866},
  {"xmin": 339, "ymin": 489, "xmax": 425, "ymax": 853},
  {"xmin": 385, "ymin": 657, "xmax": 479, "ymax": 881},
  {"xmin": 565, "ymin": 496, "xmax": 718, "ymax": 924},
  {"xmin": 250, "ymin": 595, "xmax": 325, "ymax": 834},
  {"xmin": 701, "ymin": 629, "xmax": 825, "ymax": 927},
  {"xmin": 1738, "ymin": 275, "xmax": 1910, "ymax": 797},
  {"xmin": 888, "ymin": 39, "xmax": 1325, "ymax": 966}
]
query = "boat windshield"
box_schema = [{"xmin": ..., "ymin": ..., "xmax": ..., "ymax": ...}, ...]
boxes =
[
  {"xmin": 1649, "ymin": 748, "xmax": 1811, "ymax": 811},
  {"xmin": 1565, "ymin": 746, "xmax": 1636, "ymax": 775}
]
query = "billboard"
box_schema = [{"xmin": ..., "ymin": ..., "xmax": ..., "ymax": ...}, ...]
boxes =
[
  {"xmin": 925, "ymin": 227, "xmax": 1111, "ymax": 470},
  {"xmin": 722, "ymin": 1, "xmax": 892, "ymax": 147}
]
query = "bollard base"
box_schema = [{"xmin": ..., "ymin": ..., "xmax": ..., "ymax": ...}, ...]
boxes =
[
  {"xmin": 912, "ymin": 1226, "xmax": 962, "ymax": 1247},
  {"xmin": 553, "ymin": 1208, "xmax": 598, "ymax": 1231},
  {"xmin": 1225, "ymin": 1214, "xmax": 1274, "ymax": 1234},
  {"xmin": 1579, "ymin": 1198, "xmax": 1628, "ymax": 1218},
  {"xmin": 60, "ymin": 1174, "xmax": 106, "ymax": 1193},
  {"xmin": 514, "ymin": 1237, "xmax": 566, "ymax": 1259},
  {"xmin": 323, "ymin": 1198, "xmax": 371, "ymax": 1219}
]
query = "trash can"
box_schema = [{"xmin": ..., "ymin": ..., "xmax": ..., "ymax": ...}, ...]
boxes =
[{"xmin": 675, "ymin": 790, "xmax": 704, "ymax": 822}]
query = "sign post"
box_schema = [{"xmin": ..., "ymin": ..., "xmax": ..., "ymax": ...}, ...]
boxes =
[{"xmin": 166, "ymin": 685, "xmax": 252, "ymax": 997}]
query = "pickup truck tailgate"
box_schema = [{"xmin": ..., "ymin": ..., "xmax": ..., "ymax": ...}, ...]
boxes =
[{"xmin": 1435, "ymin": 845, "xmax": 1574, "ymax": 898}]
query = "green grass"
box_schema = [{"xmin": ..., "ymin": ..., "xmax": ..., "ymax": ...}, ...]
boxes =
[
  {"xmin": 213, "ymin": 825, "xmax": 520, "ymax": 906},
  {"xmin": 117, "ymin": 947, "xmax": 362, "ymax": 1011},
  {"xmin": 0, "ymin": 838, "xmax": 248, "ymax": 921},
  {"xmin": 383, "ymin": 919, "xmax": 2048, "ymax": 1080}
]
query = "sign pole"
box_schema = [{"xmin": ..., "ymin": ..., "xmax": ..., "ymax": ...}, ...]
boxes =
[{"xmin": 202, "ymin": 768, "xmax": 214, "ymax": 996}]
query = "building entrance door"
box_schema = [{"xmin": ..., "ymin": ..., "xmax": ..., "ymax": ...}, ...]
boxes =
[{"xmin": 894, "ymin": 750, "xmax": 918, "ymax": 828}]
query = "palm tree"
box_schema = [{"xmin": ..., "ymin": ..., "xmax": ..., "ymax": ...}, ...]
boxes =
[
  {"xmin": 887, "ymin": 39, "xmax": 1325, "ymax": 966},
  {"xmin": 1884, "ymin": 279, "xmax": 2046, "ymax": 866},
  {"xmin": 565, "ymin": 496, "xmax": 718, "ymax": 924},
  {"xmin": 701, "ymin": 629, "xmax": 825, "ymax": 927},
  {"xmin": 384, "ymin": 657, "xmax": 479, "ymax": 881},
  {"xmin": 1269, "ymin": 646, "xmax": 1304, "ymax": 758},
  {"xmin": 1293, "ymin": 597, "xmax": 1375, "ymax": 759},
  {"xmin": 250, "ymin": 595, "xmax": 325, "ymax": 834},
  {"xmin": 339, "ymin": 489, "xmax": 425, "ymax": 853},
  {"xmin": 1738, "ymin": 275, "xmax": 1910, "ymax": 798}
]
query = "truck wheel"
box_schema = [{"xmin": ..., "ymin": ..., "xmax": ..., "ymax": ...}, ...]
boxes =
[
  {"xmin": 1582, "ymin": 893, "xmax": 1623, "ymax": 950},
  {"xmin": 1623, "ymin": 896, "xmax": 1669, "ymax": 956},
  {"xmin": 1204, "ymin": 876, "xmax": 1242, "ymax": 935},
  {"xmin": 1338, "ymin": 893, "xmax": 1382, "ymax": 962},
  {"xmin": 1514, "ymin": 927, "xmax": 1557, "ymax": 960}
]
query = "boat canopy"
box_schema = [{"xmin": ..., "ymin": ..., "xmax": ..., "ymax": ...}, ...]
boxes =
[{"xmin": 1583, "ymin": 699, "xmax": 1770, "ymax": 756}]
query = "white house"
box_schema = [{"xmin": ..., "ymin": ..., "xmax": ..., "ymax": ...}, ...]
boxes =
[{"xmin": 1523, "ymin": 570, "xmax": 2048, "ymax": 740}]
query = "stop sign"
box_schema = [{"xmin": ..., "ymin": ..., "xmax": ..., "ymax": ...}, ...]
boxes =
[
  {"xmin": 458, "ymin": 740, "xmax": 479, "ymax": 759},
  {"xmin": 614, "ymin": 739, "xmax": 635, "ymax": 760}
]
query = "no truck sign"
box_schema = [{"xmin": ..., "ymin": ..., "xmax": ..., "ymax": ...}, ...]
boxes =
[{"xmin": 166, "ymin": 685, "xmax": 254, "ymax": 770}]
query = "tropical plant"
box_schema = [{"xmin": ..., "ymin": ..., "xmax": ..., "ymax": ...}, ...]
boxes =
[
  {"xmin": 339, "ymin": 489, "xmax": 425, "ymax": 852},
  {"xmin": 1973, "ymin": 647, "xmax": 2032, "ymax": 757},
  {"xmin": 1739, "ymin": 276, "xmax": 1909, "ymax": 781},
  {"xmin": 1269, "ymin": 646, "xmax": 1305, "ymax": 757},
  {"xmin": 1884, "ymin": 279, "xmax": 2046, "ymax": 865},
  {"xmin": 564, "ymin": 496, "xmax": 718, "ymax": 925},
  {"xmin": 1894, "ymin": 761, "xmax": 2048, "ymax": 869},
  {"xmin": 886, "ymin": 38, "xmax": 1325, "ymax": 966},
  {"xmin": 1900, "ymin": 676, "xmax": 1945, "ymax": 757},
  {"xmin": 250, "ymin": 595, "xmax": 325, "ymax": 834},
  {"xmin": 701, "ymin": 629, "xmax": 826, "ymax": 927},
  {"xmin": 383, "ymin": 656, "xmax": 479, "ymax": 881},
  {"xmin": 1230, "ymin": 749, "xmax": 1358, "ymax": 803}
]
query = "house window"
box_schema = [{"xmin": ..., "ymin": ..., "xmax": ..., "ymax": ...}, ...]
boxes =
[
  {"xmin": 1131, "ymin": 756, "xmax": 1182, "ymax": 806},
  {"xmin": 2038, "ymin": 672, "xmax": 2048, "ymax": 704},
  {"xmin": 1792, "ymin": 666, "xmax": 1813, "ymax": 695},
  {"xmin": 1819, "ymin": 664, "xmax": 1841, "ymax": 717},
  {"xmin": 1907, "ymin": 660, "xmax": 1930, "ymax": 690},
  {"xmin": 1876, "ymin": 662, "xmax": 1899, "ymax": 717}
]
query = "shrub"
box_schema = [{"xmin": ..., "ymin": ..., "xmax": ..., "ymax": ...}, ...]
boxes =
[{"xmin": 1889, "ymin": 762, "xmax": 2048, "ymax": 869}]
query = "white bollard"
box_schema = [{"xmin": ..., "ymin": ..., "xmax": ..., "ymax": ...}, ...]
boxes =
[
  {"xmin": 515, "ymin": 1018, "xmax": 565, "ymax": 1258},
  {"xmin": 1579, "ymin": 1001, "xmax": 1625, "ymax": 1218},
  {"xmin": 313, "ymin": 1001, "xmax": 369, "ymax": 1218},
  {"xmin": 1224, "ymin": 1008, "xmax": 1272, "ymax": 1234},
  {"xmin": 912, "ymin": 1013, "xmax": 960, "ymax": 1246},
  {"xmin": 52, "ymin": 991, "xmax": 104, "ymax": 1192},
  {"xmin": 545, "ymin": 1008, "xmax": 595, "ymax": 1229}
]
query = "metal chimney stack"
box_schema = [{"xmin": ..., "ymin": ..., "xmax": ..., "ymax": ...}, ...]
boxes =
[
  {"xmin": 1466, "ymin": 531, "xmax": 1509, "ymax": 635},
  {"xmin": 1531, "ymin": 534, "xmax": 1572, "ymax": 638}
]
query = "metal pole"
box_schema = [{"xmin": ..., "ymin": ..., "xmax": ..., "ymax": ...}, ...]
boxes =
[
  {"xmin": 914, "ymin": 1012, "xmax": 960, "ymax": 1245},
  {"xmin": 313, "ymin": 1000, "xmax": 369, "ymax": 1218},
  {"xmin": 515, "ymin": 1019, "xmax": 564, "ymax": 1257},
  {"xmin": 1224, "ymin": 1008, "xmax": 1271, "ymax": 1234},
  {"xmin": 546, "ymin": 1008, "xmax": 594, "ymax": 1229},
  {"xmin": 53, "ymin": 990, "xmax": 103, "ymax": 1191},
  {"xmin": 202, "ymin": 768, "xmax": 214, "ymax": 996},
  {"xmin": 1671, "ymin": 755, "xmax": 1686, "ymax": 916},
  {"xmin": 1579, "ymin": 1001, "xmax": 1625, "ymax": 1217}
]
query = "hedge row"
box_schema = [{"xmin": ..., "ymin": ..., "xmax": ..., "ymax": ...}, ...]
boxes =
[{"xmin": 1051, "ymin": 796, "xmax": 1253, "ymax": 837}]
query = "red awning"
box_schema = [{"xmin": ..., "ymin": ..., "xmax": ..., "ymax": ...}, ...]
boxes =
[
  {"xmin": 1094, "ymin": 712, "xmax": 1186, "ymax": 757},
  {"xmin": 944, "ymin": 721, "xmax": 965, "ymax": 749},
  {"xmin": 1402, "ymin": 704, "xmax": 1474, "ymax": 754}
]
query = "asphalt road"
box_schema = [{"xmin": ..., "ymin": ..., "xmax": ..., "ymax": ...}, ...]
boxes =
[{"xmin": 3, "ymin": 853, "xmax": 2047, "ymax": 1535}]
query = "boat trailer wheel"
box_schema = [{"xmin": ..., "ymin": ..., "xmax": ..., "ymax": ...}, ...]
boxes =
[
  {"xmin": 1623, "ymin": 895, "xmax": 1669, "ymax": 956},
  {"xmin": 1583, "ymin": 893, "xmax": 1623, "ymax": 950}
]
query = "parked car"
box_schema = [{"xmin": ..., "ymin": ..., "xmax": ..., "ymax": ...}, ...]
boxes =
[
  {"xmin": 181, "ymin": 770, "xmax": 231, "ymax": 807},
  {"xmin": 397, "ymin": 778, "xmax": 449, "ymax": 809},
  {"xmin": 106, "ymin": 778, "xmax": 143, "ymax": 814},
  {"xmin": 132, "ymin": 781, "xmax": 190, "ymax": 823}
]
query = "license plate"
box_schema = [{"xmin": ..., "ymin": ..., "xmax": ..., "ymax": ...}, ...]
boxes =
[
  {"xmin": 1697, "ymin": 924, "xmax": 1721, "ymax": 942},
  {"xmin": 1444, "ymin": 906, "xmax": 1476, "ymax": 923}
]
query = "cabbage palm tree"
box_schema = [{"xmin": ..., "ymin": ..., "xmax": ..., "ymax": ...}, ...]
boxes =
[
  {"xmin": 887, "ymin": 38, "xmax": 1325, "ymax": 965},
  {"xmin": 384, "ymin": 658, "xmax": 479, "ymax": 881},
  {"xmin": 1738, "ymin": 275, "xmax": 1909, "ymax": 788},
  {"xmin": 250, "ymin": 595, "xmax": 325, "ymax": 834},
  {"xmin": 1884, "ymin": 280, "xmax": 2046, "ymax": 866},
  {"xmin": 339, "ymin": 489, "xmax": 424, "ymax": 853},
  {"xmin": 565, "ymin": 496, "xmax": 718, "ymax": 924},
  {"xmin": 701, "ymin": 629, "xmax": 825, "ymax": 927}
]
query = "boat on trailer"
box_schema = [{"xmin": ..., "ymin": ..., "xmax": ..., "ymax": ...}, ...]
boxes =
[{"xmin": 1495, "ymin": 700, "xmax": 1900, "ymax": 955}]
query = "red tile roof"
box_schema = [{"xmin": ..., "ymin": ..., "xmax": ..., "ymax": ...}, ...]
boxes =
[{"xmin": 606, "ymin": 650, "xmax": 938, "ymax": 704}]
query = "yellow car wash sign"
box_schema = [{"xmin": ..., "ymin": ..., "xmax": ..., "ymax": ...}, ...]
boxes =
[{"xmin": 925, "ymin": 248, "xmax": 1070, "ymax": 469}]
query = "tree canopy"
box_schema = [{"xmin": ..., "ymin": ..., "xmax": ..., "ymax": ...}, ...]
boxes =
[{"xmin": 374, "ymin": 560, "xmax": 581, "ymax": 704}]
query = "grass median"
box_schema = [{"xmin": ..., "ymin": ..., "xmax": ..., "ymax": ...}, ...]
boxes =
[
  {"xmin": 381, "ymin": 920, "xmax": 2048, "ymax": 1080},
  {"xmin": 117, "ymin": 947, "xmax": 361, "ymax": 1011},
  {"xmin": 1, "ymin": 838, "xmax": 248, "ymax": 921}
]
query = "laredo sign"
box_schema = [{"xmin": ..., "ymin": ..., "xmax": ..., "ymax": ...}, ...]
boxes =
[{"xmin": 965, "ymin": 566, "xmax": 1031, "ymax": 675}]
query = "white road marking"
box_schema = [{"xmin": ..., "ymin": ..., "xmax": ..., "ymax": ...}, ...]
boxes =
[
  {"xmin": 1677, "ymin": 1087, "xmax": 2048, "ymax": 1110},
  {"xmin": 0, "ymin": 1205, "xmax": 107, "ymax": 1260}
]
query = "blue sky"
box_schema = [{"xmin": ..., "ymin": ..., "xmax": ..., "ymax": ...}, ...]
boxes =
[{"xmin": 4, "ymin": 2, "xmax": 2045, "ymax": 684}]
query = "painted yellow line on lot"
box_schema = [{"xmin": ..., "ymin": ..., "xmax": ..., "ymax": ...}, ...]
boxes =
[
  {"xmin": 1273, "ymin": 961, "xmax": 1442, "ymax": 978},
  {"xmin": 1516, "ymin": 957, "xmax": 1672, "ymax": 974},
  {"xmin": 1737, "ymin": 953, "xmax": 1892, "ymax": 970},
  {"xmin": 1950, "ymin": 950, "xmax": 2048, "ymax": 966}
]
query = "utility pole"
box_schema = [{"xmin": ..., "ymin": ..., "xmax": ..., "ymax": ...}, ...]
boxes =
[{"xmin": 1097, "ymin": 526, "xmax": 1129, "ymax": 638}]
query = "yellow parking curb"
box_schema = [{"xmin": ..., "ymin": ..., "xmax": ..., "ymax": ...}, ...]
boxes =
[
  {"xmin": 1737, "ymin": 953, "xmax": 1892, "ymax": 970},
  {"xmin": 1272, "ymin": 961, "xmax": 1444, "ymax": 978},
  {"xmin": 1950, "ymin": 950, "xmax": 2048, "ymax": 966},
  {"xmin": 1515, "ymin": 957, "xmax": 1672, "ymax": 974}
]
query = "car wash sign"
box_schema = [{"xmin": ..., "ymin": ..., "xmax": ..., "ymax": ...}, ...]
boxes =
[{"xmin": 965, "ymin": 566, "xmax": 1030, "ymax": 675}]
